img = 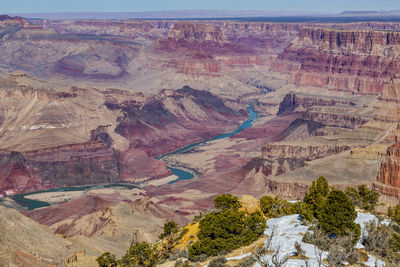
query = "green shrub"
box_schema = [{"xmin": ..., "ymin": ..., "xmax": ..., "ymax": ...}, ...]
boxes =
[
  {"xmin": 213, "ymin": 194, "xmax": 241, "ymax": 210},
  {"xmin": 319, "ymin": 190, "xmax": 360, "ymax": 242},
  {"xmin": 388, "ymin": 204, "xmax": 400, "ymax": 224},
  {"xmin": 357, "ymin": 185, "xmax": 380, "ymax": 211},
  {"xmin": 344, "ymin": 187, "xmax": 360, "ymax": 207},
  {"xmin": 188, "ymin": 206, "xmax": 265, "ymax": 260},
  {"xmin": 345, "ymin": 185, "xmax": 380, "ymax": 212},
  {"xmin": 119, "ymin": 242, "xmax": 158, "ymax": 267},
  {"xmin": 392, "ymin": 232, "xmax": 400, "ymax": 251},
  {"xmin": 174, "ymin": 259, "xmax": 191, "ymax": 267},
  {"xmin": 96, "ymin": 252, "xmax": 117, "ymax": 267},
  {"xmin": 259, "ymin": 195, "xmax": 300, "ymax": 218},
  {"xmin": 192, "ymin": 212, "xmax": 205, "ymax": 223},
  {"xmin": 303, "ymin": 176, "xmax": 329, "ymax": 220},
  {"xmin": 160, "ymin": 220, "xmax": 179, "ymax": 239}
]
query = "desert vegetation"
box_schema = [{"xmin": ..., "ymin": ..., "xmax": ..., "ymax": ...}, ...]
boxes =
[
  {"xmin": 188, "ymin": 194, "xmax": 265, "ymax": 260},
  {"xmin": 96, "ymin": 177, "xmax": 400, "ymax": 266}
]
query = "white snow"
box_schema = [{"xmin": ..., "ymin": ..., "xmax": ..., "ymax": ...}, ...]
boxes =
[
  {"xmin": 254, "ymin": 214, "xmax": 327, "ymax": 267},
  {"xmin": 246, "ymin": 212, "xmax": 386, "ymax": 267},
  {"xmin": 226, "ymin": 252, "xmax": 251, "ymax": 261}
]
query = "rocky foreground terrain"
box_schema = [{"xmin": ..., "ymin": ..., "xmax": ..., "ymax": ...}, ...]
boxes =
[{"xmin": 1, "ymin": 15, "xmax": 400, "ymax": 265}]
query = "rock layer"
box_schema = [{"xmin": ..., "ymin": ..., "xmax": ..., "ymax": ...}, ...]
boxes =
[
  {"xmin": 377, "ymin": 143, "xmax": 400, "ymax": 188},
  {"xmin": 274, "ymin": 27, "xmax": 400, "ymax": 94}
]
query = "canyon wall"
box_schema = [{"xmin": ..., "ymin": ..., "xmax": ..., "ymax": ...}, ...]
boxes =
[
  {"xmin": 377, "ymin": 143, "xmax": 400, "ymax": 188},
  {"xmin": 274, "ymin": 27, "xmax": 400, "ymax": 94},
  {"xmin": 262, "ymin": 143, "xmax": 352, "ymax": 161},
  {"xmin": 0, "ymin": 79, "xmax": 246, "ymax": 195},
  {"xmin": 3, "ymin": 18, "xmax": 400, "ymax": 200}
]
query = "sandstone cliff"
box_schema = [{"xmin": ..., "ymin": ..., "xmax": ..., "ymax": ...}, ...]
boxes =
[
  {"xmin": 378, "ymin": 143, "xmax": 400, "ymax": 188},
  {"xmin": 274, "ymin": 27, "xmax": 400, "ymax": 94}
]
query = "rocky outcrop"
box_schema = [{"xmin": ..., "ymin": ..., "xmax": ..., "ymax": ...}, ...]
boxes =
[
  {"xmin": 274, "ymin": 27, "xmax": 400, "ymax": 94},
  {"xmin": 276, "ymin": 93, "xmax": 367, "ymax": 129},
  {"xmin": 0, "ymin": 141, "xmax": 120, "ymax": 196},
  {"xmin": 303, "ymin": 111, "xmax": 368, "ymax": 129},
  {"xmin": 374, "ymin": 79, "xmax": 400, "ymax": 123},
  {"xmin": 279, "ymin": 118, "xmax": 324, "ymax": 141},
  {"xmin": 262, "ymin": 144, "xmax": 352, "ymax": 161},
  {"xmin": 278, "ymin": 93, "xmax": 356, "ymax": 115},
  {"xmin": 24, "ymin": 142, "xmax": 121, "ymax": 187},
  {"xmin": 168, "ymin": 22, "xmax": 226, "ymax": 42},
  {"xmin": 377, "ymin": 143, "xmax": 400, "ymax": 189},
  {"xmin": 0, "ymin": 150, "xmax": 49, "ymax": 197}
]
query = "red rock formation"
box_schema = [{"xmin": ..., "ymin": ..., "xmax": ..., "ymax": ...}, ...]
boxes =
[
  {"xmin": 274, "ymin": 27, "xmax": 400, "ymax": 94},
  {"xmin": 0, "ymin": 151, "xmax": 48, "ymax": 196},
  {"xmin": 0, "ymin": 141, "xmax": 122, "ymax": 196},
  {"xmin": 377, "ymin": 143, "xmax": 400, "ymax": 188}
]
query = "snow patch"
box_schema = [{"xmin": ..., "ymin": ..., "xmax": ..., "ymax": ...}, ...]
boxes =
[{"xmin": 243, "ymin": 212, "xmax": 385, "ymax": 267}]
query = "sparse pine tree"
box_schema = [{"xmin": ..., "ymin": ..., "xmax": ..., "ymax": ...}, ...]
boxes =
[
  {"xmin": 357, "ymin": 185, "xmax": 380, "ymax": 212},
  {"xmin": 319, "ymin": 190, "xmax": 360, "ymax": 243},
  {"xmin": 303, "ymin": 176, "xmax": 329, "ymax": 220}
]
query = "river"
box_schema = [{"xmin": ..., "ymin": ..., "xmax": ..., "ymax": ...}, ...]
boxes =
[
  {"xmin": 157, "ymin": 104, "xmax": 258, "ymax": 184},
  {"xmin": 9, "ymin": 104, "xmax": 258, "ymax": 210},
  {"xmin": 9, "ymin": 183, "xmax": 138, "ymax": 210}
]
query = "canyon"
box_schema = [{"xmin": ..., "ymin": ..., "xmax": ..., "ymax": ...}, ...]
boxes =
[{"xmin": 2, "ymin": 15, "xmax": 400, "ymax": 266}]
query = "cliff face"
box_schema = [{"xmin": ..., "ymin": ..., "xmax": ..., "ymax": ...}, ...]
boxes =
[
  {"xmin": 274, "ymin": 27, "xmax": 400, "ymax": 94},
  {"xmin": 42, "ymin": 19, "xmax": 172, "ymax": 38},
  {"xmin": 277, "ymin": 93, "xmax": 367, "ymax": 129},
  {"xmin": 374, "ymin": 79, "xmax": 400, "ymax": 124},
  {"xmin": 6, "ymin": 19, "xmax": 400, "ymax": 91},
  {"xmin": 168, "ymin": 22, "xmax": 226, "ymax": 42},
  {"xmin": 33, "ymin": 20, "xmax": 301, "ymax": 79},
  {"xmin": 278, "ymin": 93, "xmax": 356, "ymax": 115},
  {"xmin": 0, "ymin": 142, "xmax": 121, "ymax": 196},
  {"xmin": 262, "ymin": 144, "xmax": 352, "ymax": 161},
  {"xmin": 2, "ymin": 19, "xmax": 400, "ymax": 203},
  {"xmin": 378, "ymin": 143, "xmax": 400, "ymax": 188}
]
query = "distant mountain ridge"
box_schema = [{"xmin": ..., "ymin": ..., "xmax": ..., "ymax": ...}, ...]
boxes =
[
  {"xmin": 341, "ymin": 10, "xmax": 400, "ymax": 16},
  {"xmin": 9, "ymin": 9, "xmax": 400, "ymax": 21},
  {"xmin": 12, "ymin": 10, "xmax": 330, "ymax": 20}
]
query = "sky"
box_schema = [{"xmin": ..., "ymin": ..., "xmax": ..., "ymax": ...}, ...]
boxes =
[{"xmin": 1, "ymin": 0, "xmax": 400, "ymax": 14}]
